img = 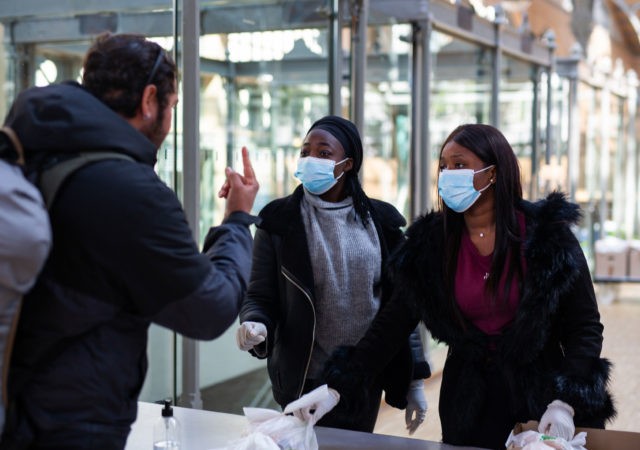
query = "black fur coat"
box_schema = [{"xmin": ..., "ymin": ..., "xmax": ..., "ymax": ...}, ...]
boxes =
[{"xmin": 324, "ymin": 193, "xmax": 615, "ymax": 440}]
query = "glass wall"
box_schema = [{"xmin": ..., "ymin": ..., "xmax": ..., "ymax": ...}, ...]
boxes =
[
  {"xmin": 196, "ymin": 22, "xmax": 334, "ymax": 411},
  {"xmin": 558, "ymin": 68, "xmax": 639, "ymax": 263},
  {"xmin": 499, "ymin": 54, "xmax": 539, "ymax": 200},
  {"xmin": 362, "ymin": 24, "xmax": 413, "ymax": 219},
  {"xmin": 199, "ymin": 27, "xmax": 333, "ymax": 228},
  {"xmin": 609, "ymin": 91, "xmax": 628, "ymax": 238},
  {"xmin": 582, "ymin": 83, "xmax": 602, "ymax": 258}
]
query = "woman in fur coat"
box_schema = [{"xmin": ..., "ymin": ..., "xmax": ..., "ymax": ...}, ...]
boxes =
[{"xmin": 323, "ymin": 123, "xmax": 615, "ymax": 449}]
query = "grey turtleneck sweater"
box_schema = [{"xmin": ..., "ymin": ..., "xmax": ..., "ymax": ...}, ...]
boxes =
[{"xmin": 300, "ymin": 189, "xmax": 381, "ymax": 379}]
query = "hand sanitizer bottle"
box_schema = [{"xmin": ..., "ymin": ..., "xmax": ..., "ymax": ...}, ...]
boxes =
[{"xmin": 153, "ymin": 399, "xmax": 181, "ymax": 450}]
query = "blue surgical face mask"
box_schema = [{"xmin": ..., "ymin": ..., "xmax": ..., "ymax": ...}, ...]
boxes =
[
  {"xmin": 294, "ymin": 156, "xmax": 349, "ymax": 195},
  {"xmin": 438, "ymin": 165, "xmax": 494, "ymax": 213}
]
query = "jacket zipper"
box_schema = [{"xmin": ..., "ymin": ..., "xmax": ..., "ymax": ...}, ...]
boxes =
[{"xmin": 281, "ymin": 266, "xmax": 316, "ymax": 399}]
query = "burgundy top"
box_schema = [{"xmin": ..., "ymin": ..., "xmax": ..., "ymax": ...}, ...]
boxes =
[{"xmin": 455, "ymin": 212, "xmax": 526, "ymax": 335}]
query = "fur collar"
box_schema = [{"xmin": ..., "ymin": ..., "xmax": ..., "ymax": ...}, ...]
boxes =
[{"xmin": 389, "ymin": 192, "xmax": 586, "ymax": 361}]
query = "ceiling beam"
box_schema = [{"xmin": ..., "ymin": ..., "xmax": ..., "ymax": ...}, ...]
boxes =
[
  {"xmin": 9, "ymin": 11, "xmax": 174, "ymax": 44},
  {"xmin": 0, "ymin": 0, "xmax": 172, "ymax": 21},
  {"xmin": 0, "ymin": 0, "xmax": 550, "ymax": 66}
]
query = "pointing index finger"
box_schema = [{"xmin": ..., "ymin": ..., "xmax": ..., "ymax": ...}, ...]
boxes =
[{"xmin": 241, "ymin": 146, "xmax": 256, "ymax": 181}]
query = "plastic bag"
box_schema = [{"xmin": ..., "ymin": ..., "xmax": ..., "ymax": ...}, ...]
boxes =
[
  {"xmin": 210, "ymin": 411, "xmax": 315, "ymax": 450},
  {"xmin": 244, "ymin": 408, "xmax": 317, "ymax": 450},
  {"xmin": 505, "ymin": 429, "xmax": 587, "ymax": 450},
  {"xmin": 211, "ymin": 385, "xmax": 338, "ymax": 450},
  {"xmin": 211, "ymin": 431, "xmax": 280, "ymax": 450}
]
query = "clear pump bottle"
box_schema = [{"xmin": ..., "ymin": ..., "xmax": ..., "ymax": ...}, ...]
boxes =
[{"xmin": 153, "ymin": 399, "xmax": 181, "ymax": 450}]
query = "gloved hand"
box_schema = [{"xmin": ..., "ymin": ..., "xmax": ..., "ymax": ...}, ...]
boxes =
[
  {"xmin": 291, "ymin": 387, "xmax": 340, "ymax": 425},
  {"xmin": 538, "ymin": 399, "xmax": 575, "ymax": 441},
  {"xmin": 236, "ymin": 321, "xmax": 267, "ymax": 351},
  {"xmin": 405, "ymin": 379, "xmax": 427, "ymax": 435}
]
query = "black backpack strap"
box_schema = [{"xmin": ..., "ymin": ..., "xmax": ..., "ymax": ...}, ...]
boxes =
[{"xmin": 39, "ymin": 152, "xmax": 135, "ymax": 209}]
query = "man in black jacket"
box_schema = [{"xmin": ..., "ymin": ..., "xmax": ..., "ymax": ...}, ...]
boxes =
[{"xmin": 0, "ymin": 33, "xmax": 259, "ymax": 449}]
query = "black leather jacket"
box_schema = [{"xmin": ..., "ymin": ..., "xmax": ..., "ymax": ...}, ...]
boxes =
[{"xmin": 240, "ymin": 185, "xmax": 430, "ymax": 408}]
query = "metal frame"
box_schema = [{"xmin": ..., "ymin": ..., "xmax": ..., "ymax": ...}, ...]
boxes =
[
  {"xmin": 328, "ymin": 0, "xmax": 343, "ymax": 115},
  {"xmin": 556, "ymin": 46, "xmax": 582, "ymax": 202},
  {"xmin": 180, "ymin": 0, "xmax": 202, "ymax": 409},
  {"xmin": 410, "ymin": 17, "xmax": 433, "ymax": 220},
  {"xmin": 349, "ymin": 0, "xmax": 369, "ymax": 134}
]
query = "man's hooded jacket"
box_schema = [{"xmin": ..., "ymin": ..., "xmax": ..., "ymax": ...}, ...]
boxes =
[{"xmin": 2, "ymin": 82, "xmax": 254, "ymax": 443}]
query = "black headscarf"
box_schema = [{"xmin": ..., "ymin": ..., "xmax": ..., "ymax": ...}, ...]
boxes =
[
  {"xmin": 308, "ymin": 115, "xmax": 363, "ymax": 173},
  {"xmin": 307, "ymin": 115, "xmax": 370, "ymax": 226}
]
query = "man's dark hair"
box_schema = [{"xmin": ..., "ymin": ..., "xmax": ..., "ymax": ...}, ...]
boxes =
[{"xmin": 82, "ymin": 33, "xmax": 177, "ymax": 117}]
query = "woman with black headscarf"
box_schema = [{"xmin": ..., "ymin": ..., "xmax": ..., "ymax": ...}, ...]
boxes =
[{"xmin": 235, "ymin": 115, "xmax": 430, "ymax": 432}]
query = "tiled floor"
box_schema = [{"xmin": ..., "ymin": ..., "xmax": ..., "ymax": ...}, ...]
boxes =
[{"xmin": 373, "ymin": 283, "xmax": 640, "ymax": 441}]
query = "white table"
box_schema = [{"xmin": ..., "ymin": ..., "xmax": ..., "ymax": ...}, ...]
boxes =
[{"xmin": 126, "ymin": 402, "xmax": 487, "ymax": 449}]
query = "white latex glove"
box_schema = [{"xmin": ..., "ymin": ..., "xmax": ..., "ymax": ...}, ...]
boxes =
[
  {"xmin": 405, "ymin": 379, "xmax": 427, "ymax": 435},
  {"xmin": 538, "ymin": 399, "xmax": 575, "ymax": 441},
  {"xmin": 289, "ymin": 387, "xmax": 340, "ymax": 425},
  {"xmin": 236, "ymin": 321, "xmax": 267, "ymax": 351}
]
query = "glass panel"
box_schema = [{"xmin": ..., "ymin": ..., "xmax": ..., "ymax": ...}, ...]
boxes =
[
  {"xmin": 196, "ymin": 4, "xmax": 330, "ymax": 413},
  {"xmin": 609, "ymin": 94, "xmax": 626, "ymax": 237},
  {"xmin": 576, "ymin": 83, "xmax": 598, "ymax": 205},
  {"xmin": 198, "ymin": 27, "xmax": 332, "ymax": 236},
  {"xmin": 624, "ymin": 89, "xmax": 639, "ymax": 239},
  {"xmin": 584, "ymin": 85, "xmax": 602, "ymax": 242},
  {"xmin": 0, "ymin": 25, "xmax": 14, "ymax": 120},
  {"xmin": 559, "ymin": 67, "xmax": 638, "ymax": 265},
  {"xmin": 430, "ymin": 30, "xmax": 493, "ymax": 197},
  {"xmin": 554, "ymin": 76, "xmax": 572, "ymax": 199},
  {"xmin": 499, "ymin": 54, "xmax": 538, "ymax": 200},
  {"xmin": 362, "ymin": 23, "xmax": 412, "ymax": 219},
  {"xmin": 549, "ymin": 74, "xmax": 596, "ymax": 256},
  {"xmin": 581, "ymin": 86, "xmax": 630, "ymax": 243},
  {"xmin": 597, "ymin": 87, "xmax": 611, "ymax": 236}
]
